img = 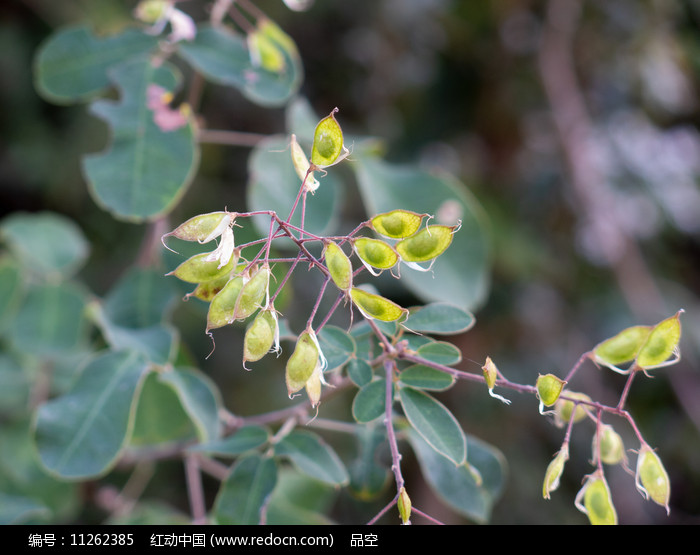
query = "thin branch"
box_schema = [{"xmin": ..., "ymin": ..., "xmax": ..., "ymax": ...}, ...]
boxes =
[{"xmin": 198, "ymin": 129, "xmax": 269, "ymax": 147}]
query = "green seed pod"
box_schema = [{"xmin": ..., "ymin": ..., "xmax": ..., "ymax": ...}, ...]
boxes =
[
  {"xmin": 206, "ymin": 275, "xmax": 244, "ymax": 332},
  {"xmin": 290, "ymin": 134, "xmax": 319, "ymax": 192},
  {"xmin": 169, "ymin": 249, "xmax": 238, "ymax": 284},
  {"xmin": 324, "ymin": 241, "xmax": 353, "ymax": 291},
  {"xmin": 635, "ymin": 310, "xmax": 683, "ymax": 371},
  {"xmin": 395, "ymin": 225, "xmax": 455, "ymax": 264},
  {"xmin": 305, "ymin": 366, "xmax": 322, "ymax": 408},
  {"xmin": 371, "ymin": 209, "xmax": 425, "ymax": 239},
  {"xmin": 636, "ymin": 445, "xmax": 671, "ymax": 515},
  {"xmin": 353, "ymin": 237, "xmax": 398, "ymax": 275},
  {"xmin": 576, "ymin": 473, "xmax": 618, "ymax": 525},
  {"xmin": 543, "ymin": 444, "xmax": 569, "ymax": 499},
  {"xmin": 286, "ymin": 330, "xmax": 319, "ymax": 396},
  {"xmin": 593, "ymin": 325, "xmax": 651, "ymax": 371},
  {"xmin": 554, "ymin": 391, "xmax": 591, "ymax": 427},
  {"xmin": 243, "ymin": 309, "xmax": 279, "ymax": 365},
  {"xmin": 310, "ymin": 108, "xmax": 349, "ymax": 168},
  {"xmin": 350, "ymin": 288, "xmax": 408, "ymax": 322},
  {"xmin": 248, "ymin": 25, "xmax": 286, "ymax": 73},
  {"xmin": 162, "ymin": 211, "xmax": 233, "ymax": 247},
  {"xmin": 186, "ymin": 273, "xmax": 231, "ymax": 302},
  {"xmin": 397, "ymin": 487, "xmax": 412, "ymax": 525},
  {"xmin": 134, "ymin": 0, "xmax": 169, "ymax": 24},
  {"xmin": 536, "ymin": 373, "xmax": 567, "ymax": 412},
  {"xmin": 234, "ymin": 265, "xmax": 271, "ymax": 321},
  {"xmin": 482, "ymin": 357, "xmax": 511, "ymax": 405},
  {"xmin": 595, "ymin": 425, "xmax": 626, "ymax": 466}
]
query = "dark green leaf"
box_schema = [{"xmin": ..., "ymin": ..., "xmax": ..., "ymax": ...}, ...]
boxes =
[
  {"xmin": 399, "ymin": 364, "xmax": 455, "ymax": 391},
  {"xmin": 266, "ymin": 468, "xmax": 337, "ymax": 525},
  {"xmin": 347, "ymin": 357, "xmax": 373, "ymax": 387},
  {"xmin": 352, "ymin": 378, "xmax": 389, "ymax": 423},
  {"xmin": 348, "ymin": 424, "xmax": 390, "ymax": 501},
  {"xmin": 416, "ymin": 341, "xmax": 462, "ymax": 366},
  {"xmin": 103, "ymin": 267, "xmax": 176, "ymax": 328},
  {"xmin": 318, "ymin": 325, "xmax": 355, "ymax": 370},
  {"xmin": 189, "ymin": 425, "xmax": 270, "ymax": 457},
  {"xmin": 0, "ymin": 257, "xmax": 23, "ymax": 333},
  {"xmin": 34, "ymin": 350, "xmax": 150, "ymax": 479},
  {"xmin": 404, "ymin": 303, "xmax": 475, "ymax": 335}
]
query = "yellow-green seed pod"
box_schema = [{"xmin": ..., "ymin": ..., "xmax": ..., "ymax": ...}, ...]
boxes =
[
  {"xmin": 234, "ymin": 265, "xmax": 271, "ymax": 321},
  {"xmin": 305, "ymin": 366, "xmax": 322, "ymax": 408},
  {"xmin": 248, "ymin": 25, "xmax": 286, "ymax": 73},
  {"xmin": 162, "ymin": 211, "xmax": 233, "ymax": 246},
  {"xmin": 350, "ymin": 288, "xmax": 408, "ymax": 322},
  {"xmin": 258, "ymin": 17, "xmax": 297, "ymax": 57},
  {"xmin": 536, "ymin": 374, "xmax": 566, "ymax": 413},
  {"xmin": 596, "ymin": 425, "xmax": 626, "ymax": 466},
  {"xmin": 134, "ymin": 0, "xmax": 169, "ymax": 23},
  {"xmin": 543, "ymin": 444, "xmax": 569, "ymax": 499},
  {"xmin": 636, "ymin": 445, "xmax": 671, "ymax": 515},
  {"xmin": 286, "ymin": 330, "xmax": 319, "ymax": 396},
  {"xmin": 576, "ymin": 473, "xmax": 618, "ymax": 525},
  {"xmin": 353, "ymin": 237, "xmax": 399, "ymax": 274},
  {"xmin": 395, "ymin": 225, "xmax": 455, "ymax": 264},
  {"xmin": 593, "ymin": 325, "xmax": 652, "ymax": 372},
  {"xmin": 324, "ymin": 241, "xmax": 353, "ymax": 291},
  {"xmin": 635, "ymin": 310, "xmax": 683, "ymax": 371},
  {"xmin": 290, "ymin": 134, "xmax": 319, "ymax": 192},
  {"xmin": 206, "ymin": 275, "xmax": 244, "ymax": 332},
  {"xmin": 397, "ymin": 487, "xmax": 412, "ymax": 525},
  {"xmin": 482, "ymin": 357, "xmax": 511, "ymax": 405},
  {"xmin": 243, "ymin": 309, "xmax": 278, "ymax": 365},
  {"xmin": 310, "ymin": 108, "xmax": 349, "ymax": 168},
  {"xmin": 554, "ymin": 391, "xmax": 591, "ymax": 427},
  {"xmin": 169, "ymin": 249, "xmax": 238, "ymax": 284},
  {"xmin": 371, "ymin": 210, "xmax": 425, "ymax": 239}
]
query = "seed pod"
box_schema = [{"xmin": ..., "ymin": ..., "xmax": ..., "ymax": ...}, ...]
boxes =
[
  {"xmin": 286, "ymin": 330, "xmax": 319, "ymax": 396},
  {"xmin": 536, "ymin": 373, "xmax": 566, "ymax": 413},
  {"xmin": 371, "ymin": 209, "xmax": 425, "ymax": 239},
  {"xmin": 248, "ymin": 24, "xmax": 286, "ymax": 73},
  {"xmin": 353, "ymin": 237, "xmax": 398, "ymax": 275},
  {"xmin": 482, "ymin": 357, "xmax": 511, "ymax": 405},
  {"xmin": 186, "ymin": 273, "xmax": 231, "ymax": 302},
  {"xmin": 397, "ymin": 487, "xmax": 412, "ymax": 525},
  {"xmin": 575, "ymin": 473, "xmax": 618, "ymax": 525},
  {"xmin": 635, "ymin": 310, "xmax": 683, "ymax": 372},
  {"xmin": 243, "ymin": 309, "xmax": 279, "ymax": 365},
  {"xmin": 169, "ymin": 249, "xmax": 238, "ymax": 284},
  {"xmin": 543, "ymin": 444, "xmax": 569, "ymax": 499},
  {"xmin": 595, "ymin": 425, "xmax": 626, "ymax": 466},
  {"xmin": 162, "ymin": 211, "xmax": 233, "ymax": 247},
  {"xmin": 305, "ymin": 366, "xmax": 322, "ymax": 408},
  {"xmin": 635, "ymin": 444, "xmax": 671, "ymax": 515},
  {"xmin": 350, "ymin": 288, "xmax": 408, "ymax": 322},
  {"xmin": 324, "ymin": 241, "xmax": 353, "ymax": 291},
  {"xmin": 234, "ymin": 265, "xmax": 271, "ymax": 321},
  {"xmin": 395, "ymin": 225, "xmax": 455, "ymax": 264},
  {"xmin": 593, "ymin": 325, "xmax": 651, "ymax": 373},
  {"xmin": 206, "ymin": 275, "xmax": 244, "ymax": 332},
  {"xmin": 554, "ymin": 391, "xmax": 591, "ymax": 427},
  {"xmin": 290, "ymin": 134, "xmax": 319, "ymax": 193},
  {"xmin": 310, "ymin": 108, "xmax": 349, "ymax": 168},
  {"xmin": 134, "ymin": 0, "xmax": 170, "ymax": 24}
]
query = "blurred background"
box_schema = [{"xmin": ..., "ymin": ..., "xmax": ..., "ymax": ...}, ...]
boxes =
[{"xmin": 1, "ymin": 0, "xmax": 699, "ymax": 524}]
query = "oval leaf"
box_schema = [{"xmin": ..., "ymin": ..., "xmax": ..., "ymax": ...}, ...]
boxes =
[
  {"xmin": 399, "ymin": 364, "xmax": 455, "ymax": 391},
  {"xmin": 352, "ymin": 379, "xmax": 388, "ymax": 423},
  {"xmin": 416, "ymin": 341, "xmax": 462, "ymax": 366},
  {"xmin": 274, "ymin": 430, "xmax": 349, "ymax": 486},
  {"xmin": 399, "ymin": 386, "xmax": 466, "ymax": 465},
  {"xmin": 189, "ymin": 425, "xmax": 270, "ymax": 457},
  {"xmin": 34, "ymin": 350, "xmax": 150, "ymax": 479},
  {"xmin": 404, "ymin": 303, "xmax": 475, "ymax": 335}
]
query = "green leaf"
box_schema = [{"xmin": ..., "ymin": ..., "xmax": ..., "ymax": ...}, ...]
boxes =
[
  {"xmin": 274, "ymin": 430, "xmax": 349, "ymax": 486},
  {"xmin": 0, "ymin": 257, "xmax": 23, "ymax": 334},
  {"xmin": 34, "ymin": 25, "xmax": 159, "ymax": 103},
  {"xmin": 0, "ymin": 493, "xmax": 49, "ymax": 525},
  {"xmin": 34, "ymin": 350, "xmax": 150, "ymax": 479},
  {"xmin": 399, "ymin": 364, "xmax": 455, "ymax": 391},
  {"xmin": 347, "ymin": 357, "xmax": 373, "ymax": 387},
  {"xmin": 352, "ymin": 378, "xmax": 388, "ymax": 423},
  {"xmin": 399, "ymin": 386, "xmax": 466, "ymax": 465},
  {"xmin": 348, "ymin": 424, "xmax": 390, "ymax": 501},
  {"xmin": 130, "ymin": 372, "xmax": 198, "ymax": 447},
  {"xmin": 9, "ymin": 282, "xmax": 88, "ymax": 356},
  {"xmin": 1, "ymin": 212, "xmax": 89, "ymax": 279},
  {"xmin": 0, "ymin": 354, "xmax": 31, "ymax": 415},
  {"xmin": 407, "ymin": 429, "xmax": 506, "ymax": 524},
  {"xmin": 178, "ymin": 24, "xmax": 302, "ymax": 107},
  {"xmin": 247, "ymin": 136, "xmax": 341, "ymax": 239},
  {"xmin": 103, "ymin": 267, "xmax": 176, "ymax": 328},
  {"xmin": 318, "ymin": 325, "xmax": 355, "ymax": 370},
  {"xmin": 189, "ymin": 425, "xmax": 270, "ymax": 457},
  {"xmin": 159, "ymin": 367, "xmax": 222, "ymax": 443},
  {"xmin": 266, "ymin": 468, "xmax": 338, "ymax": 525},
  {"xmin": 416, "ymin": 341, "xmax": 462, "ymax": 366},
  {"xmin": 82, "ymin": 58, "xmax": 199, "ymax": 222},
  {"xmin": 354, "ymin": 155, "xmax": 490, "ymax": 311},
  {"xmin": 214, "ymin": 454, "xmax": 278, "ymax": 525},
  {"xmin": 404, "ymin": 303, "xmax": 475, "ymax": 335}
]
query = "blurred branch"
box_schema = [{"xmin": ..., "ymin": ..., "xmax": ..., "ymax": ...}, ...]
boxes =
[{"xmin": 538, "ymin": 0, "xmax": 700, "ymax": 432}]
